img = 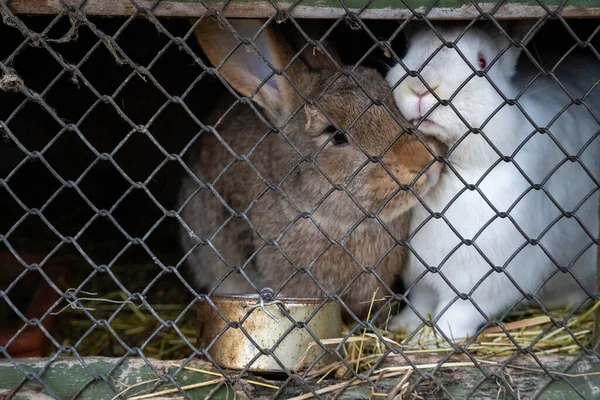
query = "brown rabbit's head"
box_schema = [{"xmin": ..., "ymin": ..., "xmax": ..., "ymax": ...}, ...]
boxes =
[{"xmin": 193, "ymin": 18, "xmax": 445, "ymax": 236}]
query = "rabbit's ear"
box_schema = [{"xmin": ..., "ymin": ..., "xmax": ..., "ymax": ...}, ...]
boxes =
[{"xmin": 193, "ymin": 18, "xmax": 303, "ymax": 120}]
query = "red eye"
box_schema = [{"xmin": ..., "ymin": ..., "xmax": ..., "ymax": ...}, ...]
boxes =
[{"xmin": 478, "ymin": 54, "xmax": 487, "ymax": 70}]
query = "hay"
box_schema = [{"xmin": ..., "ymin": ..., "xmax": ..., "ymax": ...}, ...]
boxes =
[
  {"xmin": 50, "ymin": 261, "xmax": 596, "ymax": 363},
  {"xmin": 307, "ymin": 305, "xmax": 596, "ymax": 379},
  {"xmin": 388, "ymin": 303, "xmax": 597, "ymax": 357},
  {"xmin": 52, "ymin": 296, "xmax": 596, "ymax": 362},
  {"xmin": 51, "ymin": 293, "xmax": 197, "ymax": 359},
  {"xmin": 50, "ymin": 261, "xmax": 196, "ymax": 360},
  {"xmin": 47, "ymin": 271, "xmax": 596, "ymax": 400}
]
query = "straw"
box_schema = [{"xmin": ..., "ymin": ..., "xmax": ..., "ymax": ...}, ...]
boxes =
[
  {"xmin": 171, "ymin": 364, "xmax": 279, "ymax": 390},
  {"xmin": 127, "ymin": 378, "xmax": 224, "ymax": 400}
]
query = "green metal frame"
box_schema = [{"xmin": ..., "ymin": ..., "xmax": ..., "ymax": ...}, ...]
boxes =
[{"xmin": 3, "ymin": 356, "xmax": 600, "ymax": 399}]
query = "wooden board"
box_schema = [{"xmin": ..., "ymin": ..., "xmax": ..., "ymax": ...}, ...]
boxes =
[
  {"xmin": 2, "ymin": 354, "xmax": 600, "ymax": 399},
  {"xmin": 6, "ymin": 0, "xmax": 600, "ymax": 19}
]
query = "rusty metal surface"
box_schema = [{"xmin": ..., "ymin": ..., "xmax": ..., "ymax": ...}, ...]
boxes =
[
  {"xmin": 198, "ymin": 295, "xmax": 342, "ymax": 372},
  {"xmin": 5, "ymin": 0, "xmax": 600, "ymax": 19}
]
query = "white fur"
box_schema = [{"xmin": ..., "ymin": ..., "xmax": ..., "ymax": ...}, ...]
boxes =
[{"xmin": 386, "ymin": 24, "xmax": 600, "ymax": 341}]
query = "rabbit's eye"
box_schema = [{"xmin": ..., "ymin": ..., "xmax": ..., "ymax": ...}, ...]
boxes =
[
  {"xmin": 324, "ymin": 125, "xmax": 349, "ymax": 146},
  {"xmin": 332, "ymin": 133, "xmax": 348, "ymax": 146},
  {"xmin": 477, "ymin": 53, "xmax": 487, "ymax": 70}
]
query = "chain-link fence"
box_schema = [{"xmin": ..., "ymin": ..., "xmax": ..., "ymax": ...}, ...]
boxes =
[{"xmin": 1, "ymin": 0, "xmax": 599, "ymax": 399}]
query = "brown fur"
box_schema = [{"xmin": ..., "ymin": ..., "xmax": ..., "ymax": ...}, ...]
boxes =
[{"xmin": 180, "ymin": 18, "xmax": 445, "ymax": 324}]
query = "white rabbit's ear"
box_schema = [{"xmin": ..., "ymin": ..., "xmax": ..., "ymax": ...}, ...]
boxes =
[
  {"xmin": 497, "ymin": 20, "xmax": 543, "ymax": 77},
  {"xmin": 192, "ymin": 17, "xmax": 304, "ymax": 120}
]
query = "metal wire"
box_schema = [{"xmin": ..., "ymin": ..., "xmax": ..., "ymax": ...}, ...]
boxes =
[{"xmin": 0, "ymin": 0, "xmax": 599, "ymax": 399}]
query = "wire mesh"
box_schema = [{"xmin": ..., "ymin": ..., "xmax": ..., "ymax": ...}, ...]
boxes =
[{"xmin": 0, "ymin": 0, "xmax": 599, "ymax": 399}]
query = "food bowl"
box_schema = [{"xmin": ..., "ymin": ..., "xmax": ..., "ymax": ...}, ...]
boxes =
[{"xmin": 197, "ymin": 291, "xmax": 342, "ymax": 372}]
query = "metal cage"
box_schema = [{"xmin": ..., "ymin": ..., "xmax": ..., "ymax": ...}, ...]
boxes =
[{"xmin": 0, "ymin": 1, "xmax": 599, "ymax": 399}]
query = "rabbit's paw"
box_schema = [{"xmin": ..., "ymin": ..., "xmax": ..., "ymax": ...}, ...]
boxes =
[
  {"xmin": 433, "ymin": 305, "xmax": 484, "ymax": 342},
  {"xmin": 387, "ymin": 307, "xmax": 427, "ymax": 334}
]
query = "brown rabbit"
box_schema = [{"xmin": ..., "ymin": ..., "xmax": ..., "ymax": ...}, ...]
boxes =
[{"xmin": 179, "ymin": 18, "xmax": 444, "ymax": 323}]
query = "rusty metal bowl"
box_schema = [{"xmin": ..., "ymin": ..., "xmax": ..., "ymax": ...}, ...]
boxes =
[{"xmin": 197, "ymin": 292, "xmax": 342, "ymax": 373}]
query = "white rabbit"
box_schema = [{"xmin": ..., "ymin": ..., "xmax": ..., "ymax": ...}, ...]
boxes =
[{"xmin": 385, "ymin": 22, "xmax": 600, "ymax": 341}]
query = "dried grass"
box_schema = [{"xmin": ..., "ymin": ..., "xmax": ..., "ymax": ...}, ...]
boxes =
[
  {"xmin": 296, "ymin": 296, "xmax": 598, "ymax": 379},
  {"xmin": 50, "ymin": 262, "xmax": 196, "ymax": 360},
  {"xmin": 52, "ymin": 292, "xmax": 596, "ymax": 364},
  {"xmin": 57, "ymin": 278, "xmax": 596, "ymax": 400},
  {"xmin": 50, "ymin": 262, "xmax": 597, "ymax": 366}
]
